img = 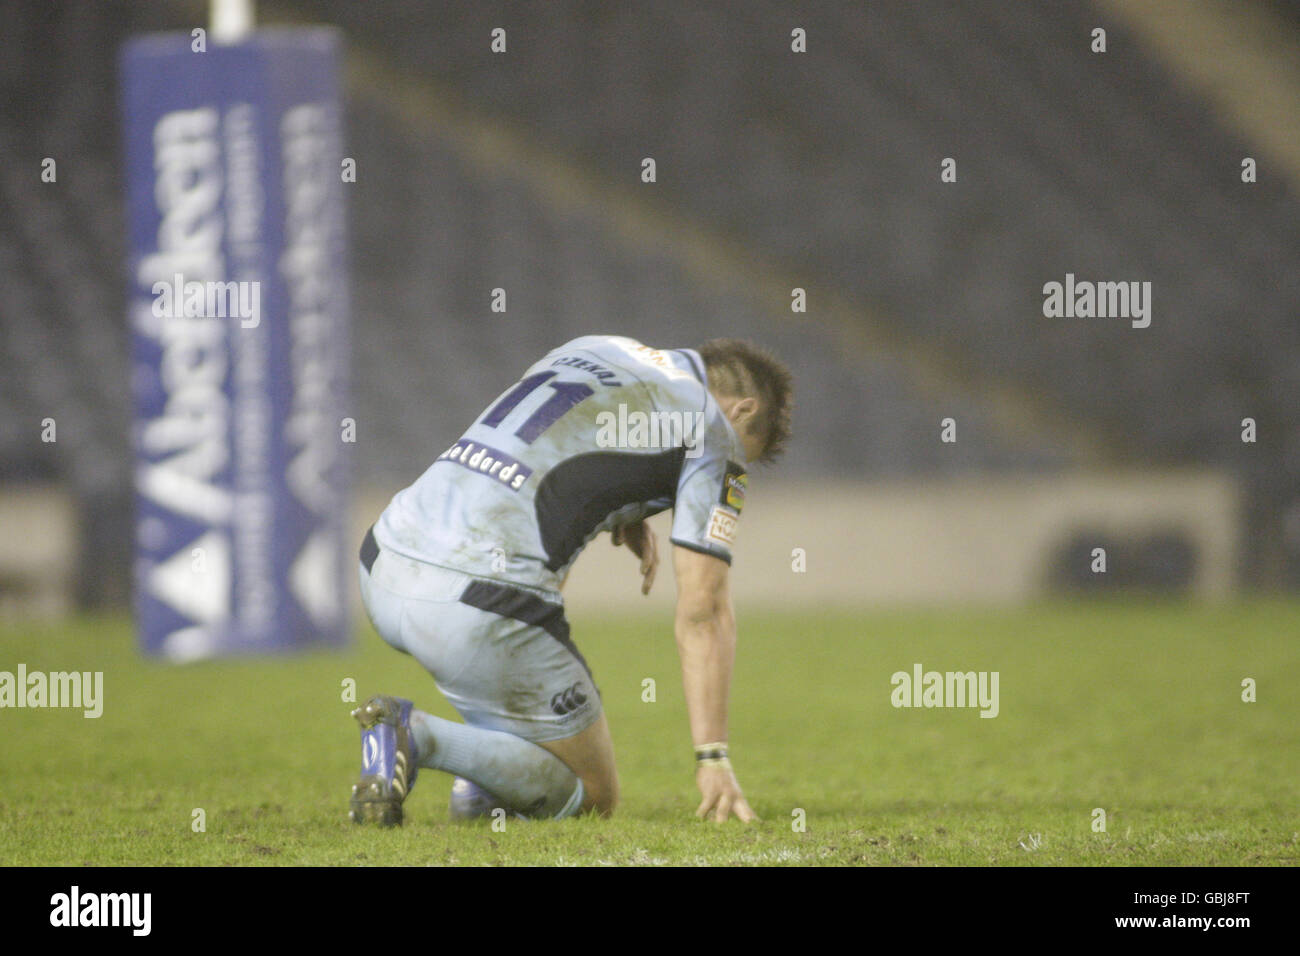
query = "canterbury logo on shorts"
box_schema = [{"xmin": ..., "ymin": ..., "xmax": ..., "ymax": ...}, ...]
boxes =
[{"xmin": 550, "ymin": 682, "xmax": 589, "ymax": 715}]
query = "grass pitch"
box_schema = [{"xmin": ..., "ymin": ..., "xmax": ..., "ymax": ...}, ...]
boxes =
[{"xmin": 1, "ymin": 600, "xmax": 1296, "ymax": 866}]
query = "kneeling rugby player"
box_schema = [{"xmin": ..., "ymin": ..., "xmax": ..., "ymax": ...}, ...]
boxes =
[{"xmin": 350, "ymin": 335, "xmax": 793, "ymax": 824}]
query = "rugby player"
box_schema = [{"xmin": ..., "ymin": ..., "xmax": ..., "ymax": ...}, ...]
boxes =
[{"xmin": 350, "ymin": 335, "xmax": 793, "ymax": 824}]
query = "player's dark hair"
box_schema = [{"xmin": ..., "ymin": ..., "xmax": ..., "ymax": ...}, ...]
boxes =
[{"xmin": 697, "ymin": 338, "xmax": 794, "ymax": 464}]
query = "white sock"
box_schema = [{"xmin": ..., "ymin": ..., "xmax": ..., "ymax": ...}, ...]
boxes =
[{"xmin": 410, "ymin": 709, "xmax": 585, "ymax": 818}]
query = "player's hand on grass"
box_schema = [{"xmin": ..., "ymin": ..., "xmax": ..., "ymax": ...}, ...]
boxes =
[
  {"xmin": 695, "ymin": 764, "xmax": 758, "ymax": 823},
  {"xmin": 612, "ymin": 520, "xmax": 658, "ymax": 595}
]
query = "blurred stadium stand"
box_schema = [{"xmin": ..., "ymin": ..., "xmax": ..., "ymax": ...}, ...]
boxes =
[{"xmin": 0, "ymin": 0, "xmax": 1297, "ymax": 609}]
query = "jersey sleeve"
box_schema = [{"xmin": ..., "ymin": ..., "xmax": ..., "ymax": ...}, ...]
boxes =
[{"xmin": 669, "ymin": 429, "xmax": 748, "ymax": 565}]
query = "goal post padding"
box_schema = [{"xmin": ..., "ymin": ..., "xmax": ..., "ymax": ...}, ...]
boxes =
[{"xmin": 121, "ymin": 28, "xmax": 352, "ymax": 660}]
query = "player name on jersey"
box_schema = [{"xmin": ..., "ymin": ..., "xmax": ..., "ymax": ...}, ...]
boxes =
[{"xmin": 436, "ymin": 441, "xmax": 533, "ymax": 491}]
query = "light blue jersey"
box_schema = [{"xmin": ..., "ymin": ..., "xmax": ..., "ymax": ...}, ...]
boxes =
[{"xmin": 373, "ymin": 335, "xmax": 749, "ymax": 594}]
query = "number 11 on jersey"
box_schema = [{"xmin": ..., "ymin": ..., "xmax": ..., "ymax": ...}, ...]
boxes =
[{"xmin": 480, "ymin": 371, "xmax": 594, "ymax": 444}]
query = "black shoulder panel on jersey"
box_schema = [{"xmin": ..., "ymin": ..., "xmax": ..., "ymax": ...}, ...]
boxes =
[{"xmin": 535, "ymin": 447, "xmax": 687, "ymax": 572}]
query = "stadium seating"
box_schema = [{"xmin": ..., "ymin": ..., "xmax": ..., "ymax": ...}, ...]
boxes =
[{"xmin": 1, "ymin": 0, "xmax": 1296, "ymax": 601}]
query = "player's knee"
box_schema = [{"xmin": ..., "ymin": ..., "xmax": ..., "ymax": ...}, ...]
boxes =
[{"xmin": 582, "ymin": 770, "xmax": 619, "ymax": 817}]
